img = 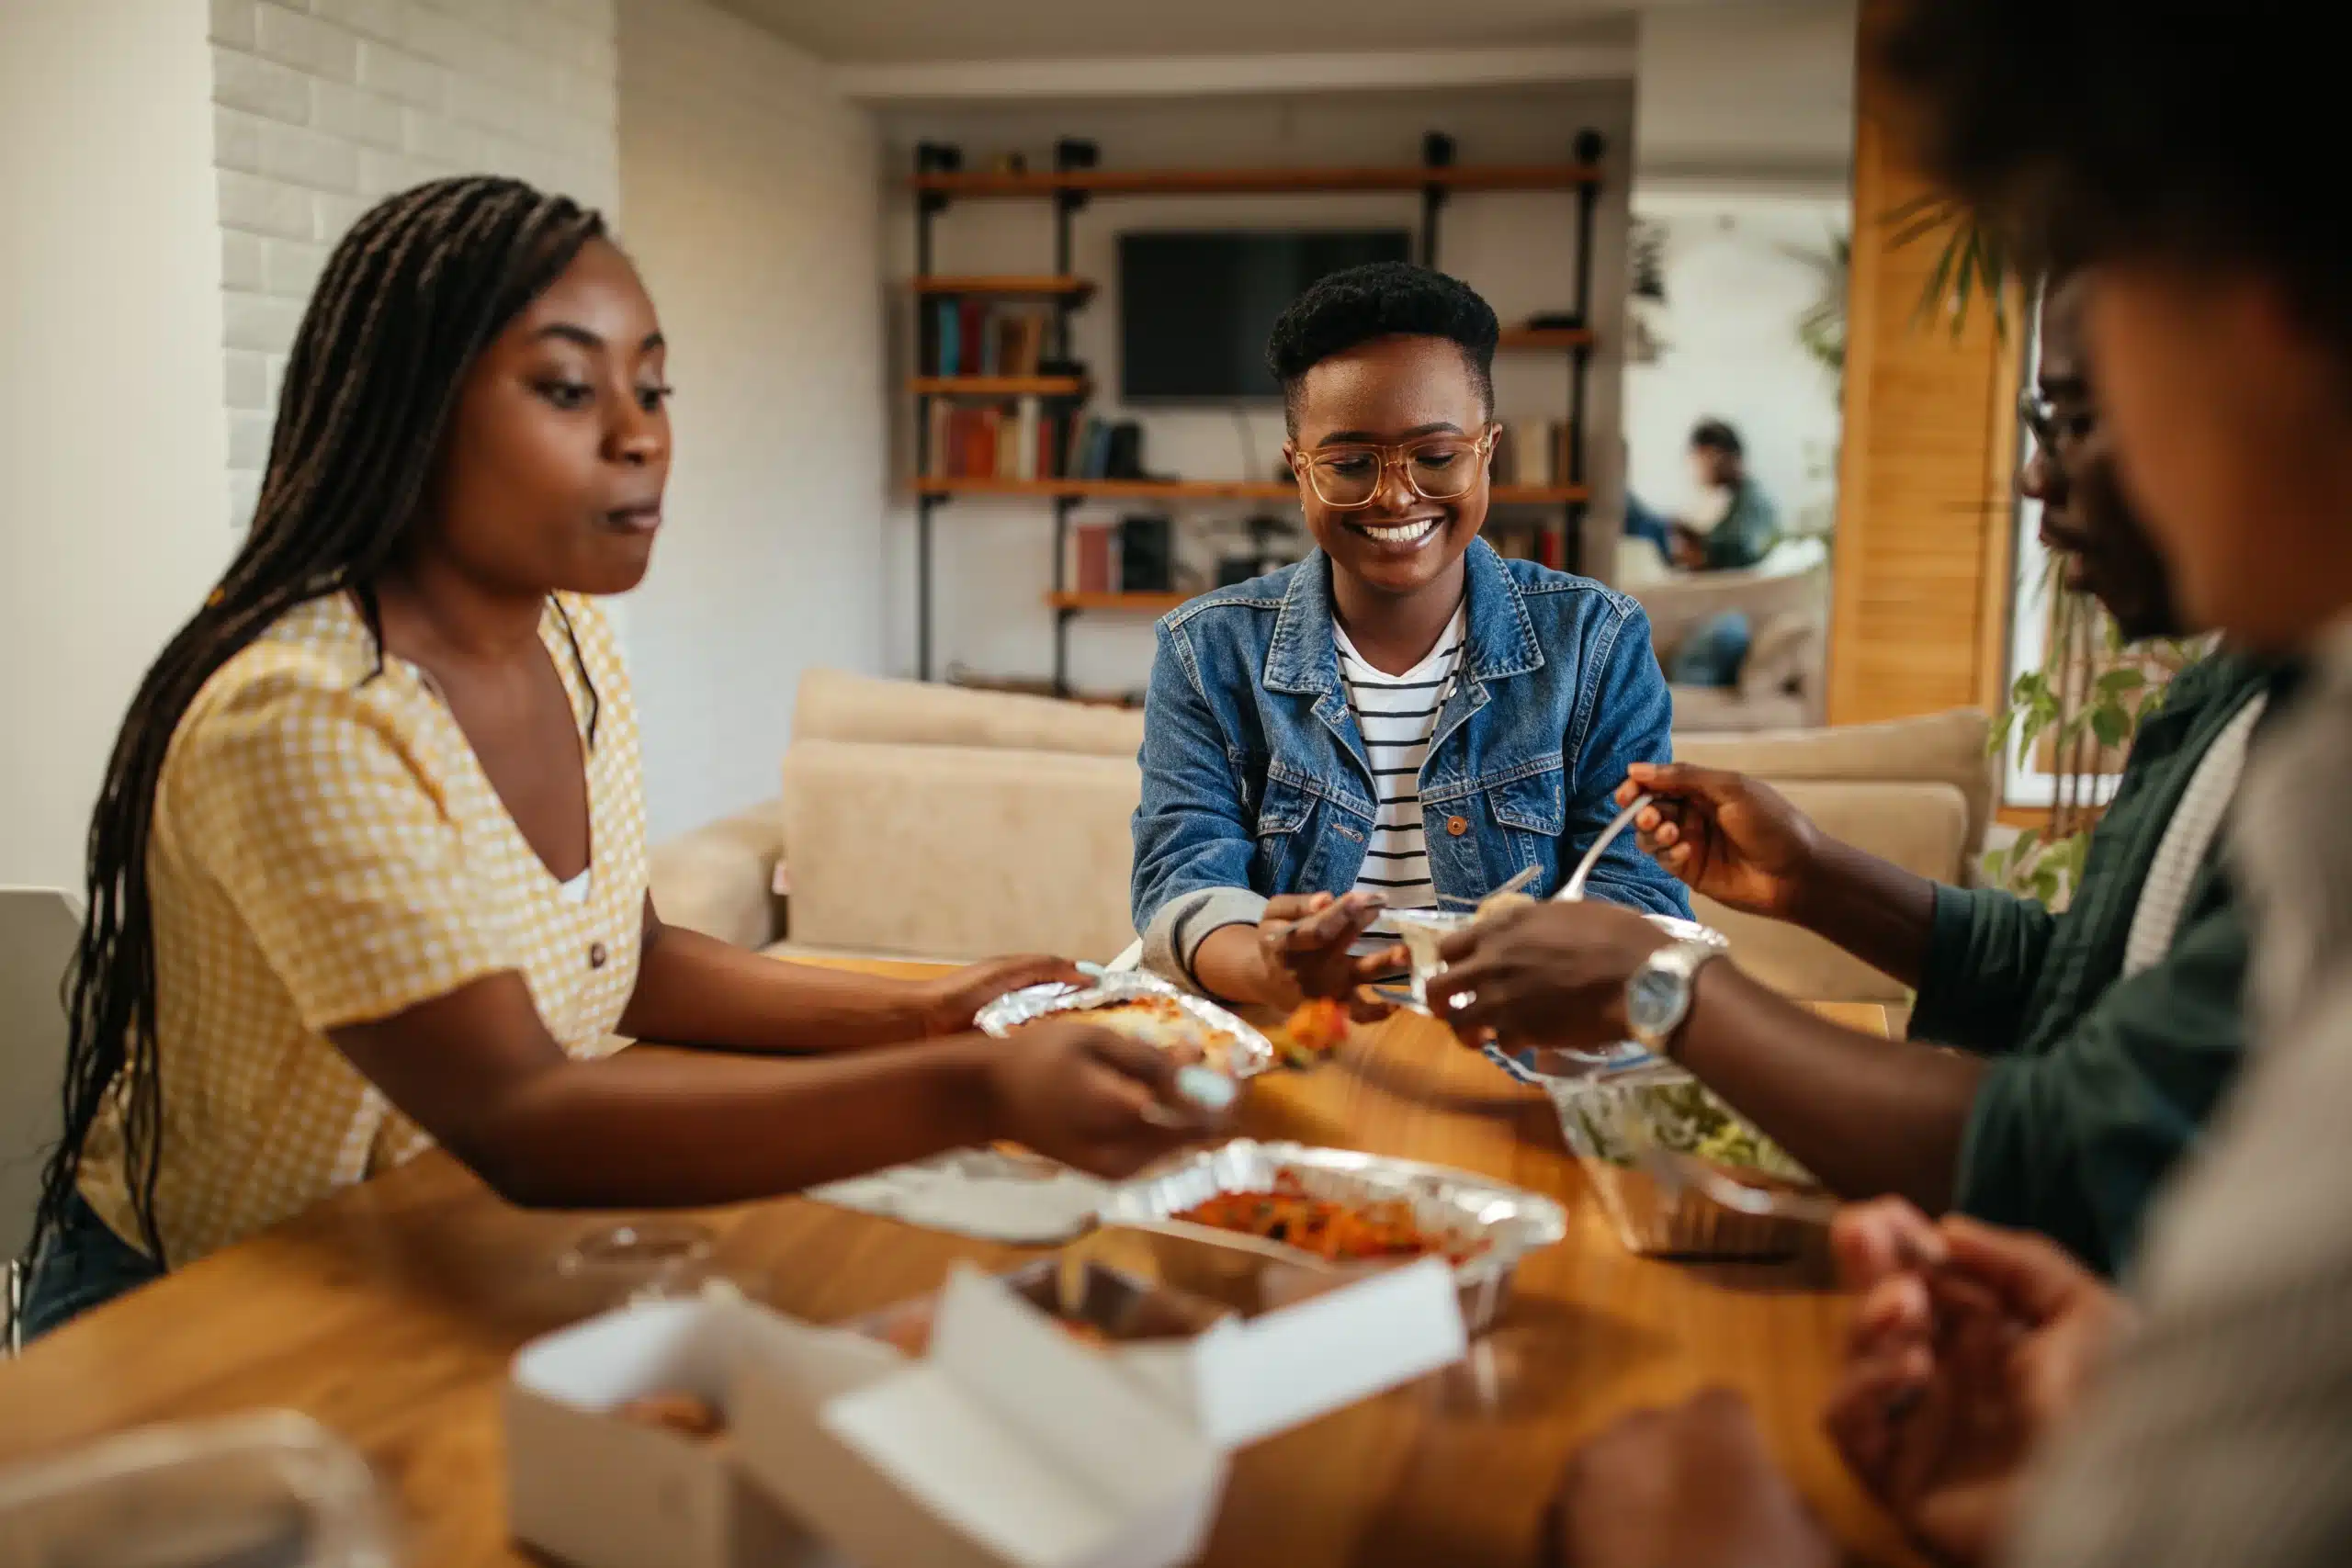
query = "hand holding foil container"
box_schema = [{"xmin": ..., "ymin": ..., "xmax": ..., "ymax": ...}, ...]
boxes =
[{"xmin": 976, "ymin": 970, "xmax": 1276, "ymax": 1086}]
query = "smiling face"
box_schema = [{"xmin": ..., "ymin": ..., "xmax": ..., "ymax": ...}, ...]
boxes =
[
  {"xmin": 1283, "ymin": 333, "xmax": 1493, "ymax": 603},
  {"xmin": 419, "ymin": 237, "xmax": 673, "ymax": 598}
]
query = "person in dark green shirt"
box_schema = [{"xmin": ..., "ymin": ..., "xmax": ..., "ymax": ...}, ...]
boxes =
[
  {"xmin": 1663, "ymin": 421, "xmax": 1784, "ymax": 685},
  {"xmin": 1430, "ymin": 274, "xmax": 2278, "ymax": 1276},
  {"xmin": 1671, "ymin": 419, "xmax": 1781, "ymax": 573}
]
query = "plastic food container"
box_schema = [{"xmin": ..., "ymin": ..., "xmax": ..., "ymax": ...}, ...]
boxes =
[
  {"xmin": 1099, "ymin": 1139, "xmax": 1567, "ymax": 1334},
  {"xmin": 0, "ymin": 1411, "xmax": 395, "ymax": 1568},
  {"xmin": 1540, "ymin": 1061, "xmax": 1819, "ymax": 1259}
]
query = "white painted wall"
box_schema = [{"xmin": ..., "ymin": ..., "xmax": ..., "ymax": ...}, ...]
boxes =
[
  {"xmin": 617, "ymin": 0, "xmax": 886, "ymax": 839},
  {"xmin": 1622, "ymin": 196, "xmax": 1846, "ymax": 536},
  {"xmin": 209, "ymin": 0, "xmax": 622, "ymax": 530},
  {"xmin": 1619, "ymin": 1, "xmax": 1853, "ymax": 558},
  {"xmin": 2, "ymin": 3, "xmax": 232, "ymax": 892},
  {"xmin": 1633, "ymin": 0, "xmax": 1857, "ymax": 188},
  {"xmin": 876, "ymin": 84, "xmax": 1634, "ymax": 696}
]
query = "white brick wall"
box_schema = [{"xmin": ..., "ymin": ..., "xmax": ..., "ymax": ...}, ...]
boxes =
[{"xmin": 208, "ymin": 0, "xmax": 621, "ymax": 526}]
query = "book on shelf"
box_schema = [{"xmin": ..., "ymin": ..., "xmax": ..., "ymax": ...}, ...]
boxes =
[
  {"xmin": 926, "ymin": 300, "xmax": 1055, "ymax": 379},
  {"xmin": 1067, "ymin": 523, "xmax": 1117, "ymax": 594},
  {"xmin": 1499, "ymin": 419, "xmax": 1555, "ymax": 487},
  {"xmin": 957, "ymin": 299, "xmax": 988, "ymax": 377},
  {"xmin": 1013, "ymin": 397, "xmax": 1040, "ymax": 481},
  {"xmin": 933, "ymin": 300, "xmax": 960, "ymax": 379}
]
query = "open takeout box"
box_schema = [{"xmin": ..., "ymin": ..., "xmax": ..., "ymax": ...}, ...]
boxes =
[{"xmin": 506, "ymin": 1256, "xmax": 1467, "ymax": 1568}]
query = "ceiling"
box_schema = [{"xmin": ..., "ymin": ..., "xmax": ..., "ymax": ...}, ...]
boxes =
[{"xmin": 714, "ymin": 0, "xmax": 1685, "ymax": 63}]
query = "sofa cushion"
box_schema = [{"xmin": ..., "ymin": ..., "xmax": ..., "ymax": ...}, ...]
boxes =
[
  {"xmin": 795, "ymin": 669, "xmax": 1145, "ymax": 760},
  {"xmin": 1670, "ymin": 684, "xmax": 1813, "ymax": 735},
  {"xmin": 1677, "ymin": 708, "xmax": 1995, "ymax": 859},
  {"xmin": 781, "ymin": 737, "xmax": 1142, "ymax": 963},
  {"xmin": 647, "ymin": 802, "xmax": 785, "ymax": 951}
]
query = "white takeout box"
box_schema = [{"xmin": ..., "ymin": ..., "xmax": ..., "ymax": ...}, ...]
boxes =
[{"xmin": 507, "ymin": 1256, "xmax": 1467, "ymax": 1568}]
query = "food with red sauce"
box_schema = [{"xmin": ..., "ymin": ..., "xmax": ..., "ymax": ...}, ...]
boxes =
[{"xmin": 1175, "ymin": 1171, "xmax": 1483, "ymax": 1264}]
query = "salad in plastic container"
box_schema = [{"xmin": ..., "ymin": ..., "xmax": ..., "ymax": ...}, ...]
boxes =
[{"xmin": 1540, "ymin": 1061, "xmax": 1822, "ymax": 1259}]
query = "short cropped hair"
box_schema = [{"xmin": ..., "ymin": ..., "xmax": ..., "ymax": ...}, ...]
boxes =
[
  {"xmin": 1690, "ymin": 419, "xmax": 1744, "ymax": 459},
  {"xmin": 1265, "ymin": 261, "xmax": 1498, "ymax": 434}
]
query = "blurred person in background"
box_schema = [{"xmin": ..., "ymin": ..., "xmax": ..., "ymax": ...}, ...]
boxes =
[{"xmin": 1660, "ymin": 420, "xmax": 1783, "ymax": 684}]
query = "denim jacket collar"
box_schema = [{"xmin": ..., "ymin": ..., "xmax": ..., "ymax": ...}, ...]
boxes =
[{"xmin": 1262, "ymin": 537, "xmax": 1546, "ymax": 700}]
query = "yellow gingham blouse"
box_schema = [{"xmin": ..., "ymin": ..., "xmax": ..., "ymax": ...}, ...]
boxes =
[{"xmin": 78, "ymin": 592, "xmax": 646, "ymax": 1263}]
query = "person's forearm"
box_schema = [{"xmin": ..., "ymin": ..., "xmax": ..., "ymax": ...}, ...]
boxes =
[
  {"xmin": 1192, "ymin": 923, "xmax": 1288, "ymax": 1008},
  {"xmin": 618, "ymin": 921, "xmax": 932, "ymax": 1052},
  {"xmin": 461, "ymin": 1042, "xmax": 995, "ymax": 1208},
  {"xmin": 1784, "ymin": 835, "xmax": 1940, "ymax": 989},
  {"xmin": 1675, "ymin": 963, "xmax": 1984, "ymax": 1210}
]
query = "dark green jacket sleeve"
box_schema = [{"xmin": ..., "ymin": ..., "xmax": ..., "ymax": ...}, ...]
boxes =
[
  {"xmin": 1952, "ymin": 871, "xmax": 2249, "ymax": 1276},
  {"xmin": 1910, "ymin": 884, "xmax": 2058, "ymax": 1055}
]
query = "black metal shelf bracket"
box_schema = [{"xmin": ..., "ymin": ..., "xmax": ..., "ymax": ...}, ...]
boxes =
[
  {"xmin": 1419, "ymin": 131, "xmax": 1455, "ymax": 270},
  {"xmin": 910, "ymin": 141, "xmax": 961, "ymax": 682},
  {"xmin": 1564, "ymin": 127, "xmax": 1606, "ymax": 577}
]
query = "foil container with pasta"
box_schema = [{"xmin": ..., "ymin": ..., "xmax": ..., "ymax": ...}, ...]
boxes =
[
  {"xmin": 1097, "ymin": 1140, "xmax": 1567, "ymax": 1334},
  {"xmin": 974, "ymin": 971, "xmax": 1276, "ymax": 1080}
]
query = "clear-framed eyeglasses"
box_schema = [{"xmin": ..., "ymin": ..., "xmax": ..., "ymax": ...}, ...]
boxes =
[{"xmin": 1295, "ymin": 428, "xmax": 1499, "ymax": 509}]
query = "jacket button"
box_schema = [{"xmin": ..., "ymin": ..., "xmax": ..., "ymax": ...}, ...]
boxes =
[
  {"xmin": 588, "ymin": 942, "xmax": 608, "ymax": 969},
  {"xmin": 1446, "ymin": 816, "xmax": 1469, "ymax": 837}
]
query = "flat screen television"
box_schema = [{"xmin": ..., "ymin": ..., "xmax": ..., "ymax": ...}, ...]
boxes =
[{"xmin": 1118, "ymin": 230, "xmax": 1412, "ymax": 402}]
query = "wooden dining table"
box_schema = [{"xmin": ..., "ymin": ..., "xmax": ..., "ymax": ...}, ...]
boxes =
[{"xmin": 0, "ymin": 958, "xmax": 1918, "ymax": 1567}]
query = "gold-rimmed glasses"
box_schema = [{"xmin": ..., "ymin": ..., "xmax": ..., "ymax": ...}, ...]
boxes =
[{"xmin": 1293, "ymin": 427, "xmax": 1499, "ymax": 509}]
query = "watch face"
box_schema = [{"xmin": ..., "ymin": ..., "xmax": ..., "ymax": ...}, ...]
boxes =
[{"xmin": 1627, "ymin": 966, "xmax": 1682, "ymax": 1035}]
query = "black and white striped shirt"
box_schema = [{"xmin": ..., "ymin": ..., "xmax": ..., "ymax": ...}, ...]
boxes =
[{"xmin": 1336, "ymin": 608, "xmax": 1465, "ymax": 917}]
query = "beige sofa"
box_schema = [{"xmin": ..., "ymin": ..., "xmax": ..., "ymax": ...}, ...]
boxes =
[
  {"xmin": 649, "ymin": 671, "xmax": 1992, "ymax": 1006},
  {"xmin": 1634, "ymin": 560, "xmax": 1831, "ymax": 732}
]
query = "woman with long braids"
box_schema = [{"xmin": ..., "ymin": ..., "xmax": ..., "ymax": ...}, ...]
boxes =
[{"xmin": 18, "ymin": 176, "xmax": 1216, "ymax": 1339}]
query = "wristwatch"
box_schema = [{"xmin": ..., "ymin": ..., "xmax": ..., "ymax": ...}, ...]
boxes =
[{"xmin": 1625, "ymin": 939, "xmax": 1724, "ymax": 1057}]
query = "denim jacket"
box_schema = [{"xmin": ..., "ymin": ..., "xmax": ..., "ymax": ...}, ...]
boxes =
[{"xmin": 1133, "ymin": 539, "xmax": 1690, "ymax": 988}]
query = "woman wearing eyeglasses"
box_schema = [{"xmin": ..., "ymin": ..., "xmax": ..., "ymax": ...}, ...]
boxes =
[{"xmin": 1130, "ymin": 262, "xmax": 1690, "ymax": 1013}]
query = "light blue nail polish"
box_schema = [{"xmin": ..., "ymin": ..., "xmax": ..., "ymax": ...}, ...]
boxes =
[{"xmin": 1175, "ymin": 1065, "xmax": 1238, "ymax": 1112}]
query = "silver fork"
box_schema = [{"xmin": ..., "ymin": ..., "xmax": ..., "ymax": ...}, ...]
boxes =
[{"xmin": 1557, "ymin": 793, "xmax": 1657, "ymax": 902}]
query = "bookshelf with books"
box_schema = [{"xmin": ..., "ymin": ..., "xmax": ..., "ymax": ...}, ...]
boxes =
[{"xmin": 907, "ymin": 130, "xmax": 1609, "ymax": 694}]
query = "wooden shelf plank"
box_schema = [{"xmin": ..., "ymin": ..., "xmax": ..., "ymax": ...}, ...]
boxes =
[
  {"xmin": 1497, "ymin": 326, "xmax": 1597, "ymax": 350},
  {"xmin": 915, "ymin": 477, "xmax": 1291, "ymax": 501},
  {"xmin": 910, "ymin": 376, "xmax": 1089, "ymax": 397},
  {"xmin": 1048, "ymin": 592, "xmax": 1191, "ymax": 614},
  {"xmin": 910, "ymin": 164, "xmax": 1603, "ymax": 198},
  {"xmin": 915, "ymin": 476, "xmax": 1590, "ymax": 504},
  {"xmin": 911, "ymin": 275, "xmax": 1096, "ymax": 300}
]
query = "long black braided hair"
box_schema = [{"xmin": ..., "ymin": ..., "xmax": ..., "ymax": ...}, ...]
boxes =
[{"xmin": 33, "ymin": 176, "xmax": 608, "ymax": 1269}]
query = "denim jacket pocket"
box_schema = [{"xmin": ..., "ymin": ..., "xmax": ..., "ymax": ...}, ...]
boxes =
[
  {"xmin": 1253, "ymin": 773, "xmax": 1317, "ymax": 890},
  {"xmin": 1481, "ymin": 765, "xmax": 1568, "ymax": 888},
  {"xmin": 1486, "ymin": 766, "xmax": 1567, "ymax": 836}
]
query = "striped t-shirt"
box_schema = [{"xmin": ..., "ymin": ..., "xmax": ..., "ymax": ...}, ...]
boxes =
[{"xmin": 1336, "ymin": 607, "xmax": 1466, "ymax": 916}]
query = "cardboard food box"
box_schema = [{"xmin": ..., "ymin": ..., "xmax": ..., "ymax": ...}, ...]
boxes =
[{"xmin": 507, "ymin": 1257, "xmax": 1467, "ymax": 1568}]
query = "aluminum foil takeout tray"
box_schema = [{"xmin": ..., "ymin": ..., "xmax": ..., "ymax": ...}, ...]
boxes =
[
  {"xmin": 1096, "ymin": 1140, "xmax": 1567, "ymax": 1334},
  {"xmin": 976, "ymin": 971, "xmax": 1276, "ymax": 1079}
]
